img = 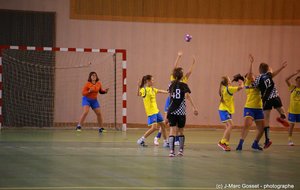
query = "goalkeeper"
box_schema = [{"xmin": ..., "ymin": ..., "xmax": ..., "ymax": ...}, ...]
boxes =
[{"xmin": 76, "ymin": 71, "xmax": 109, "ymax": 133}]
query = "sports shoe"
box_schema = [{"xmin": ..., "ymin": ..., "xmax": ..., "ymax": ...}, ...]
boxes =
[
  {"xmin": 174, "ymin": 141, "xmax": 180, "ymax": 146},
  {"xmin": 218, "ymin": 142, "xmax": 231, "ymax": 151},
  {"xmin": 264, "ymin": 140, "xmax": 272, "ymax": 149},
  {"xmin": 154, "ymin": 137, "xmax": 160, "ymax": 146},
  {"xmin": 137, "ymin": 138, "xmax": 147, "ymax": 147},
  {"xmin": 288, "ymin": 141, "xmax": 294, "ymax": 146},
  {"xmin": 236, "ymin": 144, "xmax": 243, "ymax": 151},
  {"xmin": 169, "ymin": 151, "xmax": 175, "ymax": 157},
  {"xmin": 99, "ymin": 127, "xmax": 106, "ymax": 133},
  {"xmin": 276, "ymin": 117, "xmax": 289, "ymax": 127},
  {"xmin": 252, "ymin": 143, "xmax": 263, "ymax": 151},
  {"xmin": 177, "ymin": 149, "xmax": 184, "ymax": 156},
  {"xmin": 76, "ymin": 125, "xmax": 82, "ymax": 131}
]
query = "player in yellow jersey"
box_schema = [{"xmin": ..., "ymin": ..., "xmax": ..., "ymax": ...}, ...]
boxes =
[
  {"xmin": 137, "ymin": 75, "xmax": 169, "ymax": 147},
  {"xmin": 218, "ymin": 76, "xmax": 244, "ymax": 151},
  {"xmin": 285, "ymin": 70, "xmax": 300, "ymax": 146},
  {"xmin": 154, "ymin": 51, "xmax": 195, "ymax": 146},
  {"xmin": 236, "ymin": 54, "xmax": 264, "ymax": 151}
]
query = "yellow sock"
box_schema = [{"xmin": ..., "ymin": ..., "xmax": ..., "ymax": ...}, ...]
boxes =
[
  {"xmin": 225, "ymin": 141, "xmax": 230, "ymax": 146},
  {"xmin": 288, "ymin": 136, "xmax": 292, "ymax": 141},
  {"xmin": 221, "ymin": 138, "xmax": 227, "ymax": 144}
]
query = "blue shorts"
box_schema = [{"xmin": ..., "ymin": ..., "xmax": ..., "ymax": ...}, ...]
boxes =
[
  {"xmin": 288, "ymin": 113, "xmax": 300, "ymax": 123},
  {"xmin": 244, "ymin": 108, "xmax": 264, "ymax": 121},
  {"xmin": 219, "ymin": 110, "xmax": 232, "ymax": 123},
  {"xmin": 164, "ymin": 96, "xmax": 171, "ymax": 113},
  {"xmin": 148, "ymin": 112, "xmax": 164, "ymax": 126},
  {"xmin": 82, "ymin": 96, "xmax": 100, "ymax": 109}
]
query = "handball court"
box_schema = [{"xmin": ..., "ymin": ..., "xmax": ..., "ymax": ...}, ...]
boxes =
[{"xmin": 0, "ymin": 128, "xmax": 299, "ymax": 190}]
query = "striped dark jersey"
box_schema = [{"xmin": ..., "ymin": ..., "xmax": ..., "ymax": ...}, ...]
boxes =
[
  {"xmin": 167, "ymin": 81, "xmax": 191, "ymax": 115},
  {"xmin": 252, "ymin": 72, "xmax": 279, "ymax": 102}
]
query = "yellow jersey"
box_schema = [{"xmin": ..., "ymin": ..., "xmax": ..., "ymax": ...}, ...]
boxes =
[
  {"xmin": 218, "ymin": 86, "xmax": 239, "ymax": 114},
  {"xmin": 288, "ymin": 85, "xmax": 300, "ymax": 114},
  {"xmin": 170, "ymin": 75, "xmax": 188, "ymax": 83},
  {"xmin": 140, "ymin": 87, "xmax": 159, "ymax": 116},
  {"xmin": 244, "ymin": 79, "xmax": 263, "ymax": 109}
]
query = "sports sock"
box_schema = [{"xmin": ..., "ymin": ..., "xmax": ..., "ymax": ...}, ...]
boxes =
[
  {"xmin": 264, "ymin": 126, "xmax": 270, "ymax": 142},
  {"xmin": 238, "ymin": 139, "xmax": 244, "ymax": 146},
  {"xmin": 175, "ymin": 136, "xmax": 179, "ymax": 142},
  {"xmin": 178, "ymin": 135, "xmax": 185, "ymax": 151},
  {"xmin": 169, "ymin": 136, "xmax": 175, "ymax": 152},
  {"xmin": 156, "ymin": 132, "xmax": 161, "ymax": 138},
  {"xmin": 220, "ymin": 138, "xmax": 227, "ymax": 144}
]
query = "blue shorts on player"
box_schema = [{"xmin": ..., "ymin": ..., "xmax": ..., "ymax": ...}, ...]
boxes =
[
  {"xmin": 148, "ymin": 112, "xmax": 164, "ymax": 126},
  {"xmin": 82, "ymin": 96, "xmax": 100, "ymax": 109},
  {"xmin": 164, "ymin": 96, "xmax": 171, "ymax": 113},
  {"xmin": 288, "ymin": 113, "xmax": 300, "ymax": 123},
  {"xmin": 219, "ymin": 110, "xmax": 232, "ymax": 123},
  {"xmin": 243, "ymin": 108, "xmax": 264, "ymax": 121}
]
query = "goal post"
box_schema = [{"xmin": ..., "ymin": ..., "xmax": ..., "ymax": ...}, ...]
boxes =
[{"xmin": 0, "ymin": 45, "xmax": 127, "ymax": 131}]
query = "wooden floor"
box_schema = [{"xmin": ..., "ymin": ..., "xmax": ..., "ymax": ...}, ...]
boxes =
[{"xmin": 0, "ymin": 128, "xmax": 299, "ymax": 190}]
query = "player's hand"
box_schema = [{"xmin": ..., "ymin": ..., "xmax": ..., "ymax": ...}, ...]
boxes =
[
  {"xmin": 105, "ymin": 88, "xmax": 109, "ymax": 93},
  {"xmin": 249, "ymin": 54, "xmax": 254, "ymax": 63},
  {"xmin": 282, "ymin": 61, "xmax": 287, "ymax": 68},
  {"xmin": 193, "ymin": 109, "xmax": 199, "ymax": 116},
  {"xmin": 178, "ymin": 51, "xmax": 183, "ymax": 57}
]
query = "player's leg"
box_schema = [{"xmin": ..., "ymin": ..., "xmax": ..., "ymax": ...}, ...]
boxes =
[
  {"xmin": 137, "ymin": 114, "xmax": 160, "ymax": 146},
  {"xmin": 218, "ymin": 110, "xmax": 231, "ymax": 151},
  {"xmin": 288, "ymin": 123, "xmax": 295, "ymax": 146},
  {"xmin": 155, "ymin": 97, "xmax": 170, "ymax": 145},
  {"xmin": 157, "ymin": 113, "xmax": 169, "ymax": 147},
  {"xmin": 273, "ymin": 97, "xmax": 289, "ymax": 127},
  {"xmin": 77, "ymin": 105, "xmax": 90, "ymax": 131},
  {"xmin": 263, "ymin": 109, "xmax": 272, "ymax": 148},
  {"xmin": 167, "ymin": 114, "xmax": 177, "ymax": 157},
  {"xmin": 287, "ymin": 113, "xmax": 296, "ymax": 146},
  {"xmin": 236, "ymin": 116, "xmax": 253, "ymax": 151},
  {"xmin": 176, "ymin": 115, "xmax": 186, "ymax": 156},
  {"xmin": 252, "ymin": 119, "xmax": 264, "ymax": 151},
  {"xmin": 93, "ymin": 108, "xmax": 105, "ymax": 132},
  {"xmin": 275, "ymin": 107, "xmax": 289, "ymax": 127},
  {"xmin": 223, "ymin": 120, "xmax": 233, "ymax": 150}
]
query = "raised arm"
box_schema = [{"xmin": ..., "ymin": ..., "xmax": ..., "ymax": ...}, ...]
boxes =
[
  {"xmin": 185, "ymin": 93, "xmax": 198, "ymax": 116},
  {"xmin": 247, "ymin": 54, "xmax": 254, "ymax": 80},
  {"xmin": 185, "ymin": 56, "xmax": 196, "ymax": 79},
  {"xmin": 174, "ymin": 51, "xmax": 183, "ymax": 69},
  {"xmin": 286, "ymin": 69, "xmax": 300, "ymax": 87},
  {"xmin": 272, "ymin": 61, "xmax": 287, "ymax": 78}
]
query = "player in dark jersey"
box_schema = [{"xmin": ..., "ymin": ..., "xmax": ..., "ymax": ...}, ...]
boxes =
[
  {"xmin": 252, "ymin": 61, "xmax": 288, "ymax": 148},
  {"xmin": 167, "ymin": 67, "xmax": 198, "ymax": 157}
]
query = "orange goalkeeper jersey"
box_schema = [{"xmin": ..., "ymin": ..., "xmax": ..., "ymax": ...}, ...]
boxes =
[{"xmin": 82, "ymin": 81, "xmax": 102, "ymax": 99}]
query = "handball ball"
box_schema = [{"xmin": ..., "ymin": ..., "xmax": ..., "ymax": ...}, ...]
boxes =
[{"xmin": 185, "ymin": 34, "xmax": 192, "ymax": 42}]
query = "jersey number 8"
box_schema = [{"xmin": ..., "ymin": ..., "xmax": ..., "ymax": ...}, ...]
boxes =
[{"xmin": 171, "ymin": 89, "xmax": 181, "ymax": 99}]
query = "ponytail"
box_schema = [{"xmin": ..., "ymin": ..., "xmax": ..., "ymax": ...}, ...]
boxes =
[
  {"xmin": 219, "ymin": 76, "xmax": 229, "ymax": 103},
  {"xmin": 140, "ymin": 75, "xmax": 152, "ymax": 88}
]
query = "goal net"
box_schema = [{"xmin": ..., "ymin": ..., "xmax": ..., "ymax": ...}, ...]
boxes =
[{"xmin": 0, "ymin": 46, "xmax": 127, "ymax": 131}]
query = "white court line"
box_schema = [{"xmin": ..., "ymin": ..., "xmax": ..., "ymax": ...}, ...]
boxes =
[{"xmin": 0, "ymin": 187, "xmax": 214, "ymax": 190}]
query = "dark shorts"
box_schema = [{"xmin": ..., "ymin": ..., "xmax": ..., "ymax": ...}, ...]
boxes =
[
  {"xmin": 263, "ymin": 97, "xmax": 283, "ymax": 111},
  {"xmin": 167, "ymin": 114, "xmax": 186, "ymax": 128}
]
